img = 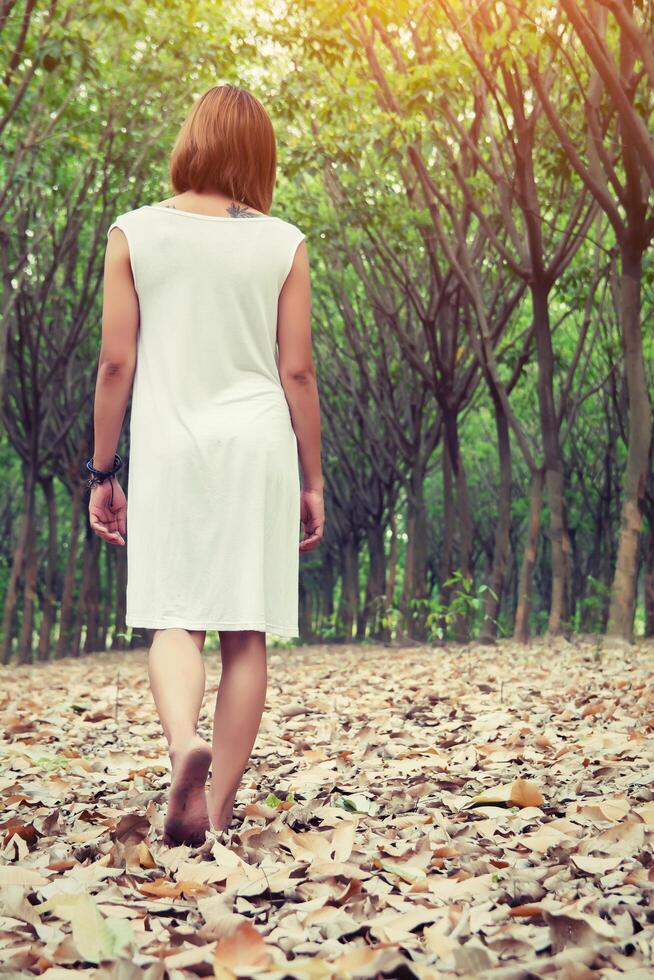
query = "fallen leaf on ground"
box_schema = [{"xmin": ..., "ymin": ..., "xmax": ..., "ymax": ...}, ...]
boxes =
[
  {"xmin": 1, "ymin": 639, "xmax": 653, "ymax": 976},
  {"xmin": 465, "ymin": 777, "xmax": 545, "ymax": 809}
]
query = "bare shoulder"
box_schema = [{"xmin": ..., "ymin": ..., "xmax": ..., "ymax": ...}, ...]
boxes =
[
  {"xmin": 105, "ymin": 227, "xmax": 131, "ymax": 278},
  {"xmin": 106, "ymin": 224, "xmax": 130, "ymax": 249}
]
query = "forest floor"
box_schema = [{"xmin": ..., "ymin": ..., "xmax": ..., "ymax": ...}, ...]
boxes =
[{"xmin": 0, "ymin": 636, "xmax": 653, "ymax": 978}]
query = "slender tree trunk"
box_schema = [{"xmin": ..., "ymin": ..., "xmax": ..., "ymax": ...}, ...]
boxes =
[
  {"xmin": 130, "ymin": 627, "xmax": 151, "ymax": 651},
  {"xmin": 480, "ymin": 390, "xmax": 512, "ymax": 643},
  {"xmin": 361, "ymin": 520, "xmax": 386, "ymax": 640},
  {"xmin": 82, "ymin": 530, "xmax": 101, "ymax": 652},
  {"xmin": 386, "ymin": 510, "xmax": 398, "ymax": 613},
  {"xmin": 37, "ymin": 476, "xmax": 58, "ymax": 662},
  {"xmin": 321, "ymin": 551, "xmax": 335, "ymax": 634},
  {"xmin": 531, "ymin": 281, "xmax": 572, "ymax": 636},
  {"xmin": 601, "ymin": 502, "xmax": 614, "ymax": 631},
  {"xmin": 55, "ymin": 482, "xmax": 85, "ymax": 660},
  {"xmin": 17, "ymin": 466, "xmax": 38, "ymax": 664},
  {"xmin": 505, "ymin": 540, "xmax": 516, "ymax": 624},
  {"xmin": 568, "ymin": 524, "xmax": 582, "ymax": 630},
  {"xmin": 100, "ymin": 544, "xmax": 112, "ymax": 648},
  {"xmin": 1, "ymin": 546, "xmax": 21, "ymax": 662},
  {"xmin": 72, "ymin": 524, "xmax": 96, "ymax": 658},
  {"xmin": 644, "ymin": 506, "xmax": 654, "ymax": 638},
  {"xmin": 1, "ymin": 468, "xmax": 35, "ymax": 664},
  {"xmin": 401, "ymin": 469, "xmax": 429, "ymax": 641},
  {"xmin": 338, "ymin": 533, "xmax": 359, "ymax": 640},
  {"xmin": 378, "ymin": 511, "xmax": 398, "ymax": 643},
  {"xmin": 514, "ymin": 467, "xmax": 545, "ymax": 643},
  {"xmin": 607, "ymin": 243, "xmax": 652, "ymax": 640},
  {"xmin": 444, "ymin": 410, "xmax": 474, "ymax": 642},
  {"xmin": 561, "ymin": 491, "xmax": 574, "ymax": 635},
  {"xmin": 439, "ymin": 445, "xmax": 455, "ymax": 638},
  {"xmin": 298, "ymin": 572, "xmax": 311, "ymax": 640},
  {"xmin": 113, "ymin": 548, "xmax": 128, "ymax": 650},
  {"xmin": 581, "ymin": 477, "xmax": 604, "ymax": 632}
]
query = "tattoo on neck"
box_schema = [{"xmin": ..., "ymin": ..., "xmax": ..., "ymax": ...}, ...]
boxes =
[
  {"xmin": 227, "ymin": 202, "xmax": 259, "ymax": 218},
  {"xmin": 155, "ymin": 201, "xmax": 262, "ymax": 218}
]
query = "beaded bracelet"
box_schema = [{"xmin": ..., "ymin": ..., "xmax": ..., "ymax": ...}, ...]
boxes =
[{"xmin": 85, "ymin": 453, "xmax": 123, "ymax": 508}]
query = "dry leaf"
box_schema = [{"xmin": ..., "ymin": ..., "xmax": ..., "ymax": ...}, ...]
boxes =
[
  {"xmin": 465, "ymin": 777, "xmax": 545, "ymax": 809},
  {"xmin": 1, "ymin": 640, "xmax": 652, "ymax": 976},
  {"xmin": 213, "ymin": 921, "xmax": 273, "ymax": 969},
  {"xmin": 545, "ymin": 908, "xmax": 616, "ymax": 952}
]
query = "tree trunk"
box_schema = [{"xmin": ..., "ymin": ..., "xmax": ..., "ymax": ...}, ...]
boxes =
[
  {"xmin": 100, "ymin": 543, "xmax": 112, "ymax": 648},
  {"xmin": 113, "ymin": 547, "xmax": 128, "ymax": 650},
  {"xmin": 479, "ymin": 389, "xmax": 512, "ymax": 643},
  {"xmin": 607, "ymin": 243, "xmax": 652, "ymax": 640},
  {"xmin": 504, "ymin": 539, "xmax": 516, "ymax": 624},
  {"xmin": 401, "ymin": 469, "xmax": 429, "ymax": 641},
  {"xmin": 299, "ymin": 571, "xmax": 312, "ymax": 640},
  {"xmin": 386, "ymin": 510, "xmax": 398, "ymax": 615},
  {"xmin": 320, "ymin": 551, "xmax": 335, "ymax": 634},
  {"xmin": 338, "ymin": 533, "xmax": 359, "ymax": 640},
  {"xmin": 361, "ymin": 519, "xmax": 386, "ymax": 641},
  {"xmin": 130, "ymin": 627, "xmax": 151, "ymax": 651},
  {"xmin": 644, "ymin": 505, "xmax": 654, "ymax": 638},
  {"xmin": 439, "ymin": 444, "xmax": 455, "ymax": 639},
  {"xmin": 17, "ymin": 466, "xmax": 38, "ymax": 664},
  {"xmin": 55, "ymin": 481, "xmax": 85, "ymax": 660},
  {"xmin": 82, "ymin": 530, "xmax": 101, "ymax": 653},
  {"xmin": 514, "ymin": 467, "xmax": 545, "ymax": 643},
  {"xmin": 531, "ymin": 281, "xmax": 572, "ymax": 636},
  {"xmin": 37, "ymin": 476, "xmax": 58, "ymax": 662},
  {"xmin": 568, "ymin": 524, "xmax": 582, "ymax": 630},
  {"xmin": 444, "ymin": 409, "xmax": 474, "ymax": 643},
  {"xmin": 1, "ymin": 467, "xmax": 35, "ymax": 664},
  {"xmin": 72, "ymin": 524, "xmax": 96, "ymax": 658},
  {"xmin": 376, "ymin": 511, "xmax": 398, "ymax": 644}
]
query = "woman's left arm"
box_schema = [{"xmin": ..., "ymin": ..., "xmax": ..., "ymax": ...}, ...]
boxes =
[
  {"xmin": 88, "ymin": 226, "xmax": 139, "ymax": 546},
  {"xmin": 92, "ymin": 227, "xmax": 139, "ymax": 469}
]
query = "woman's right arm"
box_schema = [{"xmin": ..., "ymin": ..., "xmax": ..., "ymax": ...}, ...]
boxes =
[{"xmin": 277, "ymin": 240, "xmax": 325, "ymax": 551}]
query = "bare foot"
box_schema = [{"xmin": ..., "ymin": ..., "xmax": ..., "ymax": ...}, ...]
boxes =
[
  {"xmin": 208, "ymin": 785, "xmax": 237, "ymax": 832},
  {"xmin": 163, "ymin": 735, "xmax": 212, "ymax": 847}
]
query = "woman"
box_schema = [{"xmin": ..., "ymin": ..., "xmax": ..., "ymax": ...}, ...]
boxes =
[{"xmin": 87, "ymin": 84, "xmax": 324, "ymax": 847}]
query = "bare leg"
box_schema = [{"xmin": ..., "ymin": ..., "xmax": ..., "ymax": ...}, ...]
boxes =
[
  {"xmin": 208, "ymin": 629, "xmax": 267, "ymax": 831},
  {"xmin": 148, "ymin": 627, "xmax": 212, "ymax": 846}
]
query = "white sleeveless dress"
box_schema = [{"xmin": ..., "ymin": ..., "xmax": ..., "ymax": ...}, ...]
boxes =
[{"xmin": 106, "ymin": 204, "xmax": 305, "ymax": 638}]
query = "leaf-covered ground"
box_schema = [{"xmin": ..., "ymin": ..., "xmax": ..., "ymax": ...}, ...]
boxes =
[{"xmin": 1, "ymin": 636, "xmax": 653, "ymax": 978}]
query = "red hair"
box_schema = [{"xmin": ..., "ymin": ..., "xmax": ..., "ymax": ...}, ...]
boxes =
[{"xmin": 169, "ymin": 85, "xmax": 277, "ymax": 214}]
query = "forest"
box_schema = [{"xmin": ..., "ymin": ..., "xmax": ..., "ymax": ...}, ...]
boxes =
[
  {"xmin": 2, "ymin": 4, "xmax": 654, "ymax": 978},
  {"xmin": 1, "ymin": 0, "xmax": 653, "ymax": 660}
]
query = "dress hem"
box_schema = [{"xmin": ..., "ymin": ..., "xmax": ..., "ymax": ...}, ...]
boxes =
[{"xmin": 125, "ymin": 617, "xmax": 299, "ymax": 638}]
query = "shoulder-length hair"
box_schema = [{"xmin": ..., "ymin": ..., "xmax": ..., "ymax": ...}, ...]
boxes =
[{"xmin": 169, "ymin": 85, "xmax": 277, "ymax": 214}]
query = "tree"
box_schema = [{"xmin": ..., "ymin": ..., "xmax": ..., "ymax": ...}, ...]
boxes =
[{"xmin": 529, "ymin": 0, "xmax": 653, "ymax": 640}]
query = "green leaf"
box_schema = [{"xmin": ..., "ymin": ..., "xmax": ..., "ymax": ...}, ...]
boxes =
[{"xmin": 333, "ymin": 793, "xmax": 379, "ymax": 815}]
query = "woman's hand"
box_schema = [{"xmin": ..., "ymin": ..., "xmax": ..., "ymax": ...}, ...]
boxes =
[
  {"xmin": 299, "ymin": 488, "xmax": 324, "ymax": 552},
  {"xmin": 89, "ymin": 479, "xmax": 127, "ymax": 546}
]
